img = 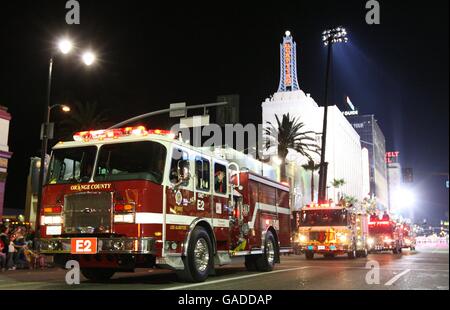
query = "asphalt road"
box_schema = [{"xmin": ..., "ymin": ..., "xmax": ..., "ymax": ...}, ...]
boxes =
[{"xmin": 0, "ymin": 246, "xmax": 448, "ymax": 290}]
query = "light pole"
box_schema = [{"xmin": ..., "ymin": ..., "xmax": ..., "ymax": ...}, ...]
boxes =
[
  {"xmin": 318, "ymin": 27, "xmax": 348, "ymax": 203},
  {"xmin": 36, "ymin": 38, "xmax": 96, "ymax": 236}
]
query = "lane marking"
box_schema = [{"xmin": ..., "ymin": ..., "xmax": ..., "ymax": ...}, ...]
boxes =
[
  {"xmin": 163, "ymin": 266, "xmax": 310, "ymax": 290},
  {"xmin": 384, "ymin": 269, "xmax": 411, "ymax": 286},
  {"xmin": 304, "ymin": 266, "xmax": 448, "ymax": 273}
]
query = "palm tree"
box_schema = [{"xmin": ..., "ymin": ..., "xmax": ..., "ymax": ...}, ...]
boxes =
[
  {"xmin": 331, "ymin": 178, "xmax": 346, "ymax": 201},
  {"xmin": 265, "ymin": 113, "xmax": 320, "ymax": 182},
  {"xmin": 302, "ymin": 160, "xmax": 321, "ymax": 202},
  {"xmin": 58, "ymin": 101, "xmax": 111, "ymax": 140}
]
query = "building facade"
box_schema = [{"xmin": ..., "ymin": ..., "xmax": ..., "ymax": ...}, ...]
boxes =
[
  {"xmin": 0, "ymin": 106, "xmax": 12, "ymax": 219},
  {"xmin": 346, "ymin": 114, "xmax": 389, "ymax": 210},
  {"xmin": 261, "ymin": 32, "xmax": 367, "ymax": 210}
]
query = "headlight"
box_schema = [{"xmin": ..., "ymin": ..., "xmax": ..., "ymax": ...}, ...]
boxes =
[
  {"xmin": 368, "ymin": 238, "xmax": 374, "ymax": 245},
  {"xmin": 383, "ymin": 237, "xmax": 393, "ymax": 243},
  {"xmin": 338, "ymin": 234, "xmax": 347, "ymax": 243},
  {"xmin": 299, "ymin": 234, "xmax": 307, "ymax": 242}
]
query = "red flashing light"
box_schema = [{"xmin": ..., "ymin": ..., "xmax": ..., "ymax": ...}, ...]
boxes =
[
  {"xmin": 43, "ymin": 206, "xmax": 62, "ymax": 214},
  {"xmin": 73, "ymin": 126, "xmax": 174, "ymax": 142},
  {"xmin": 114, "ymin": 203, "xmax": 134, "ymax": 213}
]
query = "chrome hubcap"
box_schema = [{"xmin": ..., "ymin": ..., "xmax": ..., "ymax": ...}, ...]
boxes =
[
  {"xmin": 266, "ymin": 240, "xmax": 275, "ymax": 265},
  {"xmin": 194, "ymin": 238, "xmax": 209, "ymax": 272}
]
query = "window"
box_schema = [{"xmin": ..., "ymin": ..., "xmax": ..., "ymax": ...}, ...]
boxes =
[
  {"xmin": 94, "ymin": 141, "xmax": 166, "ymax": 184},
  {"xmin": 299, "ymin": 209, "xmax": 348, "ymax": 227},
  {"xmin": 170, "ymin": 148, "xmax": 190, "ymax": 187},
  {"xmin": 214, "ymin": 163, "xmax": 227, "ymax": 194},
  {"xmin": 47, "ymin": 146, "xmax": 97, "ymax": 184},
  {"xmin": 195, "ymin": 156, "xmax": 210, "ymax": 191}
]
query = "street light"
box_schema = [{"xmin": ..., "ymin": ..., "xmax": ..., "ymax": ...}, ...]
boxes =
[
  {"xmin": 81, "ymin": 51, "xmax": 96, "ymax": 66},
  {"xmin": 57, "ymin": 38, "xmax": 73, "ymax": 54},
  {"xmin": 317, "ymin": 26, "xmax": 349, "ymax": 203},
  {"xmin": 36, "ymin": 37, "xmax": 96, "ymax": 238}
]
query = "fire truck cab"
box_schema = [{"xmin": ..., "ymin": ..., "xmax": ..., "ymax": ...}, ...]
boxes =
[
  {"xmin": 292, "ymin": 203, "xmax": 369, "ymax": 260},
  {"xmin": 37, "ymin": 126, "xmax": 292, "ymax": 282}
]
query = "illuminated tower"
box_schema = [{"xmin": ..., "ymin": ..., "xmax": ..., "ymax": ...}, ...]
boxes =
[{"xmin": 277, "ymin": 31, "xmax": 300, "ymax": 92}]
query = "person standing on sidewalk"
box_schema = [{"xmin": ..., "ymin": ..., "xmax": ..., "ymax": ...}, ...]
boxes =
[{"xmin": 0, "ymin": 226, "xmax": 10, "ymax": 271}]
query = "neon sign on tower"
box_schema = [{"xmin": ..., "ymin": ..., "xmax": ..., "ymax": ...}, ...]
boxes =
[{"xmin": 278, "ymin": 31, "xmax": 300, "ymax": 92}]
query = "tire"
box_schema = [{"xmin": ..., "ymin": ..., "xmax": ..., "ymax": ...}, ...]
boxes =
[
  {"xmin": 245, "ymin": 255, "xmax": 257, "ymax": 271},
  {"xmin": 81, "ymin": 268, "xmax": 115, "ymax": 282},
  {"xmin": 176, "ymin": 226, "xmax": 213, "ymax": 283},
  {"xmin": 347, "ymin": 248, "xmax": 357, "ymax": 259},
  {"xmin": 305, "ymin": 251, "xmax": 314, "ymax": 260},
  {"xmin": 362, "ymin": 248, "xmax": 368, "ymax": 258},
  {"xmin": 255, "ymin": 231, "xmax": 277, "ymax": 272}
]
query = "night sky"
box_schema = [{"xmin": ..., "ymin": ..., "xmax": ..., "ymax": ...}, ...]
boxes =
[{"xmin": 1, "ymin": 0, "xmax": 448, "ymax": 225}]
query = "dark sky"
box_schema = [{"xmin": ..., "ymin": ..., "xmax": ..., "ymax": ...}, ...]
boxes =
[{"xmin": 1, "ymin": 0, "xmax": 448, "ymax": 225}]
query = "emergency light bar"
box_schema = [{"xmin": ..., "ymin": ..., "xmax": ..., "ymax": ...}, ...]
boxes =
[{"xmin": 73, "ymin": 126, "xmax": 175, "ymax": 142}]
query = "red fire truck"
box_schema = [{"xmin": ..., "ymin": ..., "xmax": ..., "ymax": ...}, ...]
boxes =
[
  {"xmin": 37, "ymin": 126, "xmax": 292, "ymax": 282},
  {"xmin": 401, "ymin": 223, "xmax": 416, "ymax": 251},
  {"xmin": 367, "ymin": 213, "xmax": 404, "ymax": 254}
]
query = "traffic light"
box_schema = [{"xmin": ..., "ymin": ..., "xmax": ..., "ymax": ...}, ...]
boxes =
[{"xmin": 402, "ymin": 168, "xmax": 414, "ymax": 183}]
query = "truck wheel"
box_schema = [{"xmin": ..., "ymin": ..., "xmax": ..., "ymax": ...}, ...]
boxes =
[
  {"xmin": 176, "ymin": 226, "xmax": 213, "ymax": 282},
  {"xmin": 362, "ymin": 248, "xmax": 368, "ymax": 257},
  {"xmin": 81, "ymin": 268, "xmax": 115, "ymax": 282},
  {"xmin": 245, "ymin": 255, "xmax": 257, "ymax": 271},
  {"xmin": 305, "ymin": 251, "xmax": 314, "ymax": 260},
  {"xmin": 347, "ymin": 248, "xmax": 357, "ymax": 259},
  {"xmin": 255, "ymin": 231, "xmax": 277, "ymax": 272}
]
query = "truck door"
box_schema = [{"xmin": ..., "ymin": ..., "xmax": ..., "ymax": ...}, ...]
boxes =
[{"xmin": 212, "ymin": 161, "xmax": 231, "ymax": 251}]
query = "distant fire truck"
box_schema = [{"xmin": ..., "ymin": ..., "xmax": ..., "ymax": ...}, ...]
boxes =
[
  {"xmin": 292, "ymin": 203, "xmax": 369, "ymax": 259},
  {"xmin": 367, "ymin": 213, "xmax": 404, "ymax": 254},
  {"xmin": 401, "ymin": 223, "xmax": 416, "ymax": 251},
  {"xmin": 37, "ymin": 126, "xmax": 292, "ymax": 282}
]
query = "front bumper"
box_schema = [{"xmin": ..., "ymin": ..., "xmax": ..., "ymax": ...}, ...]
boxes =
[
  {"xmin": 296, "ymin": 243, "xmax": 350, "ymax": 253},
  {"xmin": 369, "ymin": 243, "xmax": 395, "ymax": 251},
  {"xmin": 37, "ymin": 237, "xmax": 156, "ymax": 254}
]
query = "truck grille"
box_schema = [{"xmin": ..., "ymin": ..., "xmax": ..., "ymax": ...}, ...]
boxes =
[
  {"xmin": 309, "ymin": 232, "xmax": 327, "ymax": 243},
  {"xmin": 63, "ymin": 192, "xmax": 113, "ymax": 234}
]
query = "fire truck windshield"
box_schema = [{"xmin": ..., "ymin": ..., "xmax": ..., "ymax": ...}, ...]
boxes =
[
  {"xmin": 94, "ymin": 141, "xmax": 167, "ymax": 184},
  {"xmin": 299, "ymin": 209, "xmax": 348, "ymax": 227},
  {"xmin": 47, "ymin": 146, "xmax": 97, "ymax": 184},
  {"xmin": 369, "ymin": 222, "xmax": 393, "ymax": 234}
]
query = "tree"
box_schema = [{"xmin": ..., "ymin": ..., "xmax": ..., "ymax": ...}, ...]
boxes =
[
  {"xmin": 58, "ymin": 101, "xmax": 111, "ymax": 140},
  {"xmin": 331, "ymin": 178, "xmax": 346, "ymax": 200},
  {"xmin": 302, "ymin": 160, "xmax": 321, "ymax": 203},
  {"xmin": 265, "ymin": 114, "xmax": 320, "ymax": 182}
]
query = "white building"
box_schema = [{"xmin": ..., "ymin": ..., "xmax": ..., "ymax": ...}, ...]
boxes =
[
  {"xmin": 387, "ymin": 162, "xmax": 402, "ymax": 213},
  {"xmin": 261, "ymin": 32, "xmax": 367, "ymax": 210}
]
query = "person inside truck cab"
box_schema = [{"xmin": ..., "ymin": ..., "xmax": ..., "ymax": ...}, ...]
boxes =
[
  {"xmin": 382, "ymin": 211, "xmax": 390, "ymax": 221},
  {"xmin": 214, "ymin": 170, "xmax": 226, "ymax": 193}
]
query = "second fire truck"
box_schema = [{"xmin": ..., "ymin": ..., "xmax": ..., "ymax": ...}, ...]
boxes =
[
  {"xmin": 37, "ymin": 126, "xmax": 292, "ymax": 282},
  {"xmin": 292, "ymin": 203, "xmax": 369, "ymax": 259},
  {"xmin": 367, "ymin": 213, "xmax": 404, "ymax": 254}
]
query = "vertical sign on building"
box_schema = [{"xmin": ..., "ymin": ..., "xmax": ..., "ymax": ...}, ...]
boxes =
[{"xmin": 278, "ymin": 31, "xmax": 300, "ymax": 92}]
